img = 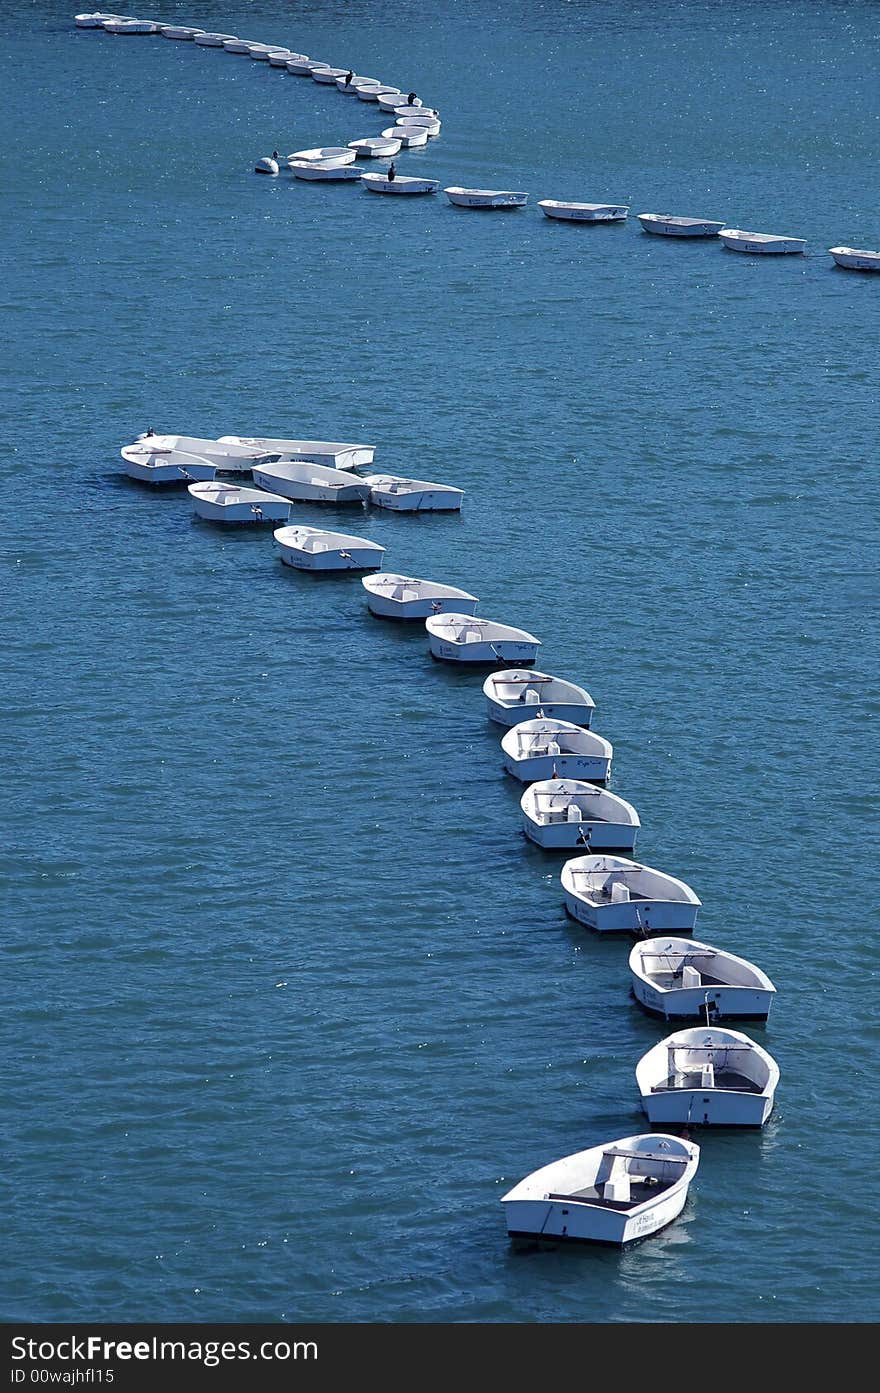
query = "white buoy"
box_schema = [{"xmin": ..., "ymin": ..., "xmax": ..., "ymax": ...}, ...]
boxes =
[{"xmin": 255, "ymin": 156, "xmax": 280, "ymax": 176}]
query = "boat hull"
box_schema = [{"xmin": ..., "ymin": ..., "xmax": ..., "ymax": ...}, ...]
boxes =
[
  {"xmin": 366, "ymin": 593, "xmax": 478, "ymax": 620},
  {"xmin": 504, "ymin": 1181, "xmax": 689, "ymax": 1246},
  {"xmin": 524, "ymin": 817, "xmax": 637, "ymax": 852},
  {"xmin": 369, "ymin": 485, "xmax": 461, "ymax": 509},
  {"xmin": 641, "ymin": 1088, "xmax": 773, "ymax": 1127},
  {"xmin": 278, "ymin": 543, "xmax": 384, "ymax": 571},
  {"xmin": 719, "ymin": 231, "xmax": 806, "ymax": 254},
  {"xmin": 251, "ymin": 466, "xmax": 369, "ymax": 504},
  {"xmin": 362, "ymin": 176, "xmax": 439, "ymax": 194},
  {"xmin": 192, "ymin": 498, "xmax": 291, "ymax": 523},
  {"xmin": 429, "ymin": 637, "xmax": 539, "ymax": 665},
  {"xmin": 829, "ymin": 248, "xmax": 880, "ymax": 271},
  {"xmin": 445, "ymin": 190, "xmax": 528, "ymax": 209},
  {"xmin": 564, "ymin": 892, "xmax": 698, "ymax": 935},
  {"xmin": 631, "ymin": 978, "xmax": 774, "ymax": 1022},
  {"xmin": 539, "ymin": 203, "xmax": 628, "ymax": 222},
  {"xmin": 505, "ymin": 753, "xmax": 610, "ymax": 784},
  {"xmin": 123, "ymin": 459, "xmax": 216, "ymax": 484},
  {"xmin": 486, "ymin": 698, "xmax": 594, "ymax": 728},
  {"xmin": 638, "ymin": 215, "xmax": 724, "ymax": 237}
]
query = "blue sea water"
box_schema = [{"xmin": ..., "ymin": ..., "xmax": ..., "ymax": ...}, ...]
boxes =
[{"xmin": 2, "ymin": 0, "xmax": 879, "ymax": 1323}]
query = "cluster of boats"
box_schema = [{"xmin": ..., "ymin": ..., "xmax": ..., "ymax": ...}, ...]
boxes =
[
  {"xmin": 76, "ymin": 15, "xmax": 879, "ymax": 266},
  {"xmin": 120, "ymin": 423, "xmax": 783, "ymax": 1250}
]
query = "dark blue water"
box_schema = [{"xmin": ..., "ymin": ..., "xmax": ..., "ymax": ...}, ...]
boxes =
[{"xmin": 3, "ymin": 0, "xmax": 879, "ymax": 1322}]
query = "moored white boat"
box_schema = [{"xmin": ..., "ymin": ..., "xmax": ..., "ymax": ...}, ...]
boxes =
[
  {"xmin": 521, "ymin": 780, "xmax": 640, "ymax": 852},
  {"xmin": 828, "ymin": 245, "xmax": 880, "ymax": 271},
  {"xmin": 336, "ymin": 73, "xmax": 373, "ymax": 92},
  {"xmin": 160, "ymin": 25, "xmax": 205, "ymax": 40},
  {"xmin": 348, "ymin": 137, "xmax": 402, "ymax": 158},
  {"xmin": 103, "ymin": 18, "xmax": 157, "ymax": 33},
  {"xmin": 539, "ymin": 200, "xmax": 628, "ymax": 222},
  {"xmin": 129, "ymin": 433, "xmax": 279, "ymax": 473},
  {"xmin": 445, "ymin": 187, "xmax": 528, "ymax": 209},
  {"xmin": 312, "ymin": 65, "xmax": 348, "ymax": 83},
  {"xmin": 426, "ymin": 614, "xmax": 541, "ymax": 665},
  {"xmin": 355, "ymin": 84, "xmax": 399, "ymax": 101},
  {"xmin": 719, "ymin": 228, "xmax": 806, "ymax": 254},
  {"xmin": 217, "ymin": 436, "xmax": 375, "ymax": 469},
  {"xmin": 255, "ymin": 156, "xmax": 280, "ymax": 175},
  {"xmin": 629, "ymin": 938, "xmax": 777, "ymax": 1022},
  {"xmin": 194, "ymin": 33, "xmax": 239, "ymax": 47},
  {"xmin": 501, "ymin": 1133, "xmax": 699, "ymax": 1247},
  {"xmin": 395, "ymin": 114, "xmax": 441, "ymax": 136},
  {"xmin": 362, "ymin": 574, "xmax": 478, "ymax": 620},
  {"xmin": 287, "ymin": 147, "xmax": 357, "ymax": 167},
  {"xmin": 274, "ymin": 525, "xmax": 385, "ymax": 571},
  {"xmin": 636, "ymin": 1028, "xmax": 779, "ymax": 1127},
  {"xmin": 364, "ymin": 473, "xmax": 461, "ymax": 508},
  {"xmin": 392, "ymin": 104, "xmax": 436, "ymax": 118},
  {"xmin": 362, "ymin": 173, "xmax": 439, "ymax": 194},
  {"xmin": 376, "ymin": 91, "xmax": 409, "ymax": 111},
  {"xmin": 483, "ymin": 669, "xmax": 596, "ymax": 728},
  {"xmin": 251, "ymin": 460, "xmax": 370, "ymax": 504},
  {"xmin": 289, "ymin": 160, "xmax": 364, "ymax": 181},
  {"xmin": 121, "ymin": 444, "xmax": 218, "ymax": 484},
  {"xmin": 638, "ymin": 213, "xmax": 725, "ymax": 237},
  {"xmin": 76, "ymin": 13, "xmax": 124, "ymax": 25},
  {"xmin": 268, "ymin": 50, "xmax": 293, "ymax": 66},
  {"xmin": 188, "ymin": 482, "xmax": 291, "ymax": 523},
  {"xmin": 381, "ymin": 125, "xmax": 429, "ymax": 148},
  {"xmin": 249, "ymin": 44, "xmax": 286, "ymax": 61},
  {"xmin": 561, "ymin": 855, "xmax": 700, "ymax": 935},
  {"xmin": 501, "ymin": 719, "xmax": 612, "ymax": 785},
  {"xmin": 284, "ymin": 56, "xmax": 314, "ymax": 73},
  {"xmin": 222, "ymin": 39, "xmax": 252, "ymax": 53}
]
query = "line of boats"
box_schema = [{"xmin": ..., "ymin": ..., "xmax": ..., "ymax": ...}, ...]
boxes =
[
  {"xmin": 76, "ymin": 15, "xmax": 879, "ymax": 268},
  {"xmin": 120, "ymin": 423, "xmax": 785, "ymax": 1248}
]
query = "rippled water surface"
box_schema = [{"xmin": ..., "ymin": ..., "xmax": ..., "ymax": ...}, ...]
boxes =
[{"xmin": 2, "ymin": 0, "xmax": 879, "ymax": 1322}]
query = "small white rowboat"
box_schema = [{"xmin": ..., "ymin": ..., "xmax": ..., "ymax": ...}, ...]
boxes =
[
  {"xmin": 426, "ymin": 614, "xmax": 541, "ymax": 665},
  {"xmin": 636, "ymin": 1028, "xmax": 779, "ymax": 1127},
  {"xmin": 217, "ymin": 436, "xmax": 374, "ymax": 469},
  {"xmin": 483, "ymin": 669, "xmax": 595, "ymax": 728},
  {"xmin": 521, "ymin": 780, "xmax": 639, "ymax": 852},
  {"xmin": 193, "ymin": 33, "xmax": 239, "ymax": 47},
  {"xmin": 121, "ymin": 444, "xmax": 217, "ymax": 484},
  {"xmin": 251, "ymin": 460, "xmax": 370, "ymax": 504},
  {"xmin": 362, "ymin": 174, "xmax": 439, "ymax": 196},
  {"xmin": 561, "ymin": 855, "xmax": 700, "ymax": 934},
  {"xmin": 828, "ymin": 246, "xmax": 880, "ymax": 271},
  {"xmin": 629, "ymin": 937, "xmax": 777, "ymax": 1022},
  {"xmin": 274, "ymin": 525, "xmax": 385, "ymax": 571},
  {"xmin": 188, "ymin": 482, "xmax": 291, "ymax": 523},
  {"xmin": 289, "ymin": 161, "xmax": 364, "ymax": 181},
  {"xmin": 719, "ymin": 228, "xmax": 806, "ymax": 254},
  {"xmin": 348, "ymin": 137, "xmax": 402, "ymax": 158},
  {"xmin": 539, "ymin": 201, "xmax": 628, "ymax": 222},
  {"xmin": 445, "ymin": 187, "xmax": 527, "ymax": 209},
  {"xmin": 502, "ymin": 1133, "xmax": 700, "ymax": 1246},
  {"xmin": 312, "ymin": 66, "xmax": 348, "ymax": 83},
  {"xmin": 381, "ymin": 126, "xmax": 429, "ymax": 148},
  {"xmin": 362, "ymin": 574, "xmax": 479, "ymax": 620},
  {"xmin": 638, "ymin": 214, "xmax": 725, "ymax": 237},
  {"xmin": 287, "ymin": 147, "xmax": 357, "ymax": 167},
  {"xmin": 501, "ymin": 719, "xmax": 612, "ymax": 784},
  {"xmin": 363, "ymin": 473, "xmax": 462, "ymax": 508}
]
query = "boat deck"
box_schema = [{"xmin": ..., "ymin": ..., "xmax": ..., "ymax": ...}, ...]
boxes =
[
  {"xmin": 545, "ymin": 1177, "xmax": 676, "ymax": 1211},
  {"xmin": 654, "ymin": 1069, "xmax": 763, "ymax": 1094},
  {"xmin": 646, "ymin": 971, "xmax": 728, "ymax": 989}
]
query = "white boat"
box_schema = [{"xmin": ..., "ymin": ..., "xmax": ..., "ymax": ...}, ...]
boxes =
[
  {"xmin": 395, "ymin": 115, "xmax": 441, "ymax": 136},
  {"xmin": 376, "ymin": 91, "xmax": 410, "ymax": 111},
  {"xmin": 287, "ymin": 147, "xmax": 357, "ymax": 167},
  {"xmin": 254, "ymin": 156, "xmax": 280, "ymax": 176},
  {"xmin": 362, "ymin": 573, "xmax": 478, "ymax": 620},
  {"xmin": 381, "ymin": 125, "xmax": 429, "ymax": 148},
  {"xmin": 363, "ymin": 473, "xmax": 461, "ymax": 508},
  {"xmin": 222, "ymin": 39, "xmax": 252, "ymax": 54},
  {"xmin": 719, "ymin": 228, "xmax": 806, "ymax": 254},
  {"xmin": 217, "ymin": 436, "xmax": 375, "ymax": 469},
  {"xmin": 502, "ymin": 719, "xmax": 612, "ymax": 785},
  {"xmin": 501, "ymin": 1133, "xmax": 699, "ymax": 1247},
  {"xmin": 268, "ymin": 50, "xmax": 293, "ymax": 66},
  {"xmin": 76, "ymin": 13, "xmax": 125, "ymax": 25},
  {"xmin": 103, "ymin": 19, "xmax": 157, "ymax": 33},
  {"xmin": 348, "ymin": 137, "xmax": 402, "ymax": 158},
  {"xmin": 284, "ymin": 56, "xmax": 314, "ymax": 74},
  {"xmin": 188, "ymin": 482, "xmax": 292, "ymax": 524},
  {"xmin": 121, "ymin": 444, "xmax": 218, "ymax": 484},
  {"xmin": 355, "ymin": 85, "xmax": 400, "ymax": 101},
  {"xmin": 251, "ymin": 460, "xmax": 370, "ymax": 504},
  {"xmin": 337, "ymin": 73, "xmax": 374, "ymax": 92},
  {"xmin": 274, "ymin": 525, "xmax": 385, "ymax": 571},
  {"xmin": 561, "ymin": 855, "xmax": 701, "ymax": 935},
  {"xmin": 193, "ymin": 34, "xmax": 239, "ymax": 48},
  {"xmin": 636, "ymin": 1028, "xmax": 779, "ymax": 1127},
  {"xmin": 445, "ymin": 187, "xmax": 528, "ymax": 209},
  {"xmin": 312, "ymin": 66, "xmax": 348, "ymax": 83},
  {"xmin": 828, "ymin": 245, "xmax": 880, "ymax": 271},
  {"xmin": 637, "ymin": 213, "xmax": 725, "ymax": 237},
  {"xmin": 629, "ymin": 938, "xmax": 777, "ymax": 1022},
  {"xmin": 249, "ymin": 45, "xmax": 286, "ymax": 61},
  {"xmin": 483, "ymin": 669, "xmax": 595, "ymax": 728},
  {"xmin": 393, "ymin": 104, "xmax": 436, "ymax": 118},
  {"xmin": 129, "ymin": 433, "xmax": 277, "ymax": 473},
  {"xmin": 289, "ymin": 160, "xmax": 364, "ymax": 182},
  {"xmin": 362, "ymin": 173, "xmax": 439, "ymax": 194},
  {"xmin": 426, "ymin": 614, "xmax": 541, "ymax": 665},
  {"xmin": 539, "ymin": 200, "xmax": 628, "ymax": 222},
  {"xmin": 160, "ymin": 26, "xmax": 205, "ymax": 40},
  {"xmin": 521, "ymin": 780, "xmax": 640, "ymax": 851}
]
